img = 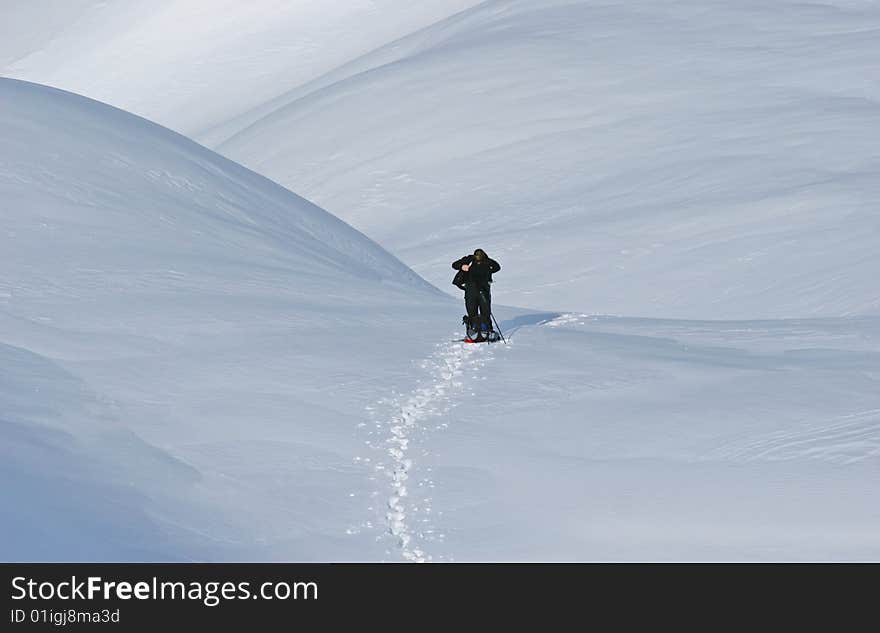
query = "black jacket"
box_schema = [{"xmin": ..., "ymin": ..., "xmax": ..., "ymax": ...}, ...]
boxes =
[{"xmin": 452, "ymin": 255, "xmax": 501, "ymax": 290}]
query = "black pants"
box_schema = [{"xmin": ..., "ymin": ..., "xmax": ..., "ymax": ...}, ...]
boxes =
[{"xmin": 465, "ymin": 284, "xmax": 492, "ymax": 330}]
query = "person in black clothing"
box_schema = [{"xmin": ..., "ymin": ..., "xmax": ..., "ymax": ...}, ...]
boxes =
[{"xmin": 452, "ymin": 248, "xmax": 501, "ymax": 341}]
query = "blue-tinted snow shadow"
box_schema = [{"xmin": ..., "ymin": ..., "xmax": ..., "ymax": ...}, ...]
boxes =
[
  {"xmin": 493, "ymin": 312, "xmax": 880, "ymax": 371},
  {"xmin": 496, "ymin": 312, "xmax": 562, "ymax": 339},
  {"xmin": 0, "ymin": 343, "xmax": 204, "ymax": 561}
]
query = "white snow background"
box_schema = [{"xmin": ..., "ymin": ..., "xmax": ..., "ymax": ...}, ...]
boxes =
[{"xmin": 1, "ymin": 0, "xmax": 879, "ymax": 561}]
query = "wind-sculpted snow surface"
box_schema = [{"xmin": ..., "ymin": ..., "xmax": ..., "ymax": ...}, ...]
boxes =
[
  {"xmin": 0, "ymin": 79, "xmax": 433, "ymax": 295},
  {"xmin": 5, "ymin": 1, "xmax": 878, "ymax": 319},
  {"xmin": 2, "ymin": 3, "xmax": 879, "ymax": 562},
  {"xmin": 216, "ymin": 0, "xmax": 880, "ymax": 319},
  {"xmin": 2, "ymin": 74, "xmax": 877, "ymax": 561},
  {"xmin": 0, "ymin": 0, "xmax": 481, "ymax": 138},
  {"xmin": 0, "ymin": 342, "xmax": 201, "ymax": 561},
  {"xmin": 407, "ymin": 315, "xmax": 880, "ymax": 561},
  {"xmin": 0, "ymin": 78, "xmax": 447, "ymax": 560},
  {"xmin": 345, "ymin": 311, "xmax": 880, "ymax": 561}
]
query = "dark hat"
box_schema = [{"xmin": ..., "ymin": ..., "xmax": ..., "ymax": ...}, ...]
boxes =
[{"xmin": 473, "ymin": 248, "xmax": 487, "ymax": 259}]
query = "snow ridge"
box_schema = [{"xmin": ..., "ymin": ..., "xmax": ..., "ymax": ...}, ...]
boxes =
[
  {"xmin": 374, "ymin": 339, "xmax": 484, "ymax": 562},
  {"xmin": 705, "ymin": 408, "xmax": 880, "ymax": 465}
]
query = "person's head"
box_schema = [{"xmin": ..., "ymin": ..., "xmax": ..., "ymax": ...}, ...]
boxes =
[{"xmin": 473, "ymin": 248, "xmax": 487, "ymax": 262}]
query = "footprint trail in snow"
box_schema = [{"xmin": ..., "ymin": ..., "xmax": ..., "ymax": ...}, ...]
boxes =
[{"xmin": 365, "ymin": 338, "xmax": 494, "ymax": 562}]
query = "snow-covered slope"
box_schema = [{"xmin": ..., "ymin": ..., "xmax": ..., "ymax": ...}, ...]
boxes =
[
  {"xmin": 3, "ymin": 4, "xmax": 879, "ymax": 563},
  {"xmin": 8, "ymin": 1, "xmax": 877, "ymax": 319},
  {"xmin": 378, "ymin": 312, "xmax": 880, "ymax": 561},
  {"xmin": 0, "ymin": 77, "xmax": 448, "ymax": 560},
  {"xmin": 0, "ymin": 79, "xmax": 433, "ymax": 298},
  {"xmin": 214, "ymin": 0, "xmax": 880, "ymax": 319},
  {"xmin": 0, "ymin": 0, "xmax": 480, "ymax": 138},
  {"xmin": 0, "ymin": 341, "xmax": 202, "ymax": 561}
]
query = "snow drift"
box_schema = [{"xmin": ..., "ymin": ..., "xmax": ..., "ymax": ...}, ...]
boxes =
[
  {"xmin": 7, "ymin": 1, "xmax": 878, "ymax": 318},
  {"xmin": 0, "ymin": 0, "xmax": 481, "ymax": 138},
  {"xmin": 0, "ymin": 77, "xmax": 446, "ymax": 560},
  {"xmin": 212, "ymin": 0, "xmax": 880, "ymax": 319},
  {"xmin": 2, "ymin": 4, "xmax": 879, "ymax": 563}
]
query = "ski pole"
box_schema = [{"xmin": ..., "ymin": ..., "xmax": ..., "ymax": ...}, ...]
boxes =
[
  {"xmin": 490, "ymin": 312, "xmax": 507, "ymax": 343},
  {"xmin": 478, "ymin": 289, "xmax": 507, "ymax": 343}
]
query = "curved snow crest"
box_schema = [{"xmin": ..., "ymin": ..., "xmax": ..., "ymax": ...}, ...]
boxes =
[
  {"xmin": 0, "ymin": 77, "xmax": 447, "ymax": 561},
  {"xmin": 217, "ymin": 0, "xmax": 880, "ymax": 320},
  {"xmin": 0, "ymin": 78, "xmax": 438, "ymax": 297},
  {"xmin": 0, "ymin": 0, "xmax": 484, "ymax": 137}
]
